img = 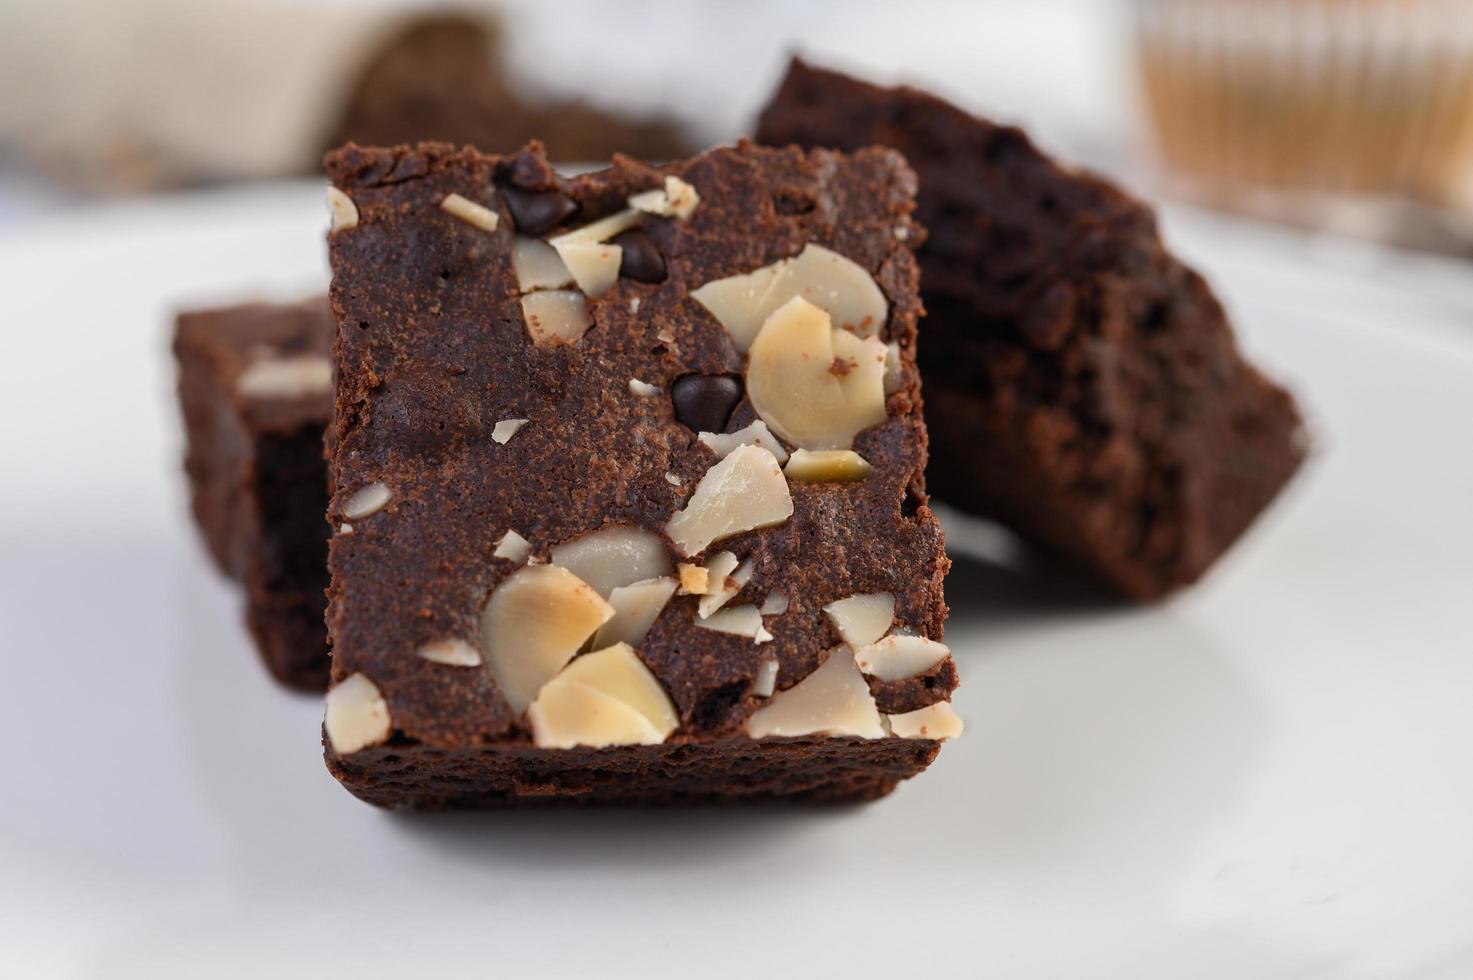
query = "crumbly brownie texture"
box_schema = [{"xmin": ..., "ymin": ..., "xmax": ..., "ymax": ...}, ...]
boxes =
[
  {"xmin": 322, "ymin": 139, "xmax": 959, "ymax": 807},
  {"xmin": 756, "ymin": 59, "xmax": 1307, "ymax": 601},
  {"xmin": 174, "ymin": 299, "xmax": 334, "ymax": 691}
]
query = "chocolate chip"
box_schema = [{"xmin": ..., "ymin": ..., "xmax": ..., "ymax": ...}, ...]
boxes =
[
  {"xmin": 671, "ymin": 374, "xmax": 743, "ymax": 434},
  {"xmin": 503, "ymin": 187, "xmax": 578, "ymax": 237},
  {"xmin": 611, "ymin": 229, "xmax": 667, "ymax": 283}
]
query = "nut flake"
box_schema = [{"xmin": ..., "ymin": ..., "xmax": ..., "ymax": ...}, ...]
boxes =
[
  {"xmin": 478, "ymin": 564, "xmax": 615, "ymax": 713},
  {"xmin": 440, "ymin": 192, "xmax": 500, "ymax": 232},
  {"xmin": 854, "ymin": 634, "xmax": 951, "ymax": 682},
  {"xmin": 492, "ymin": 418, "xmax": 528, "ymax": 444},
  {"xmin": 746, "ymin": 297, "xmax": 888, "ymax": 451},
  {"xmin": 591, "ymin": 576, "xmax": 678, "ymax": 647},
  {"xmin": 783, "ymin": 449, "xmax": 872, "ymax": 482},
  {"xmin": 744, "ymin": 648, "xmax": 885, "ymax": 739},
  {"xmin": 235, "ymin": 354, "xmax": 333, "ymax": 400},
  {"xmin": 628, "ymin": 175, "xmax": 701, "ymax": 220},
  {"xmin": 417, "ymin": 638, "xmax": 481, "ymax": 667},
  {"xmin": 521, "ymin": 290, "xmax": 593, "ymax": 346},
  {"xmin": 887, "ymin": 702, "xmax": 964, "ymax": 740},
  {"xmin": 697, "ymin": 419, "xmax": 789, "ymax": 464},
  {"xmin": 665, "ymin": 445, "xmax": 793, "ymax": 557},
  {"xmin": 493, "ymin": 528, "xmax": 532, "ymax": 563},
  {"xmin": 513, "ymin": 236, "xmax": 573, "ymax": 292},
  {"xmin": 629, "ymin": 378, "xmax": 661, "ymax": 397},
  {"xmin": 324, "ymin": 673, "xmax": 390, "ymax": 754},
  {"xmin": 326, "ymin": 186, "xmax": 358, "ymax": 232},
  {"xmin": 690, "ymin": 243, "xmax": 888, "ymax": 350},
  {"xmin": 822, "ymin": 593, "xmax": 894, "ymax": 648},
  {"xmin": 549, "ymin": 525, "xmax": 672, "ymax": 597},
  {"xmin": 342, "ymin": 481, "xmax": 391, "ymax": 519}
]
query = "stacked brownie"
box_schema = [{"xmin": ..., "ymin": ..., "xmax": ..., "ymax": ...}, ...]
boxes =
[
  {"xmin": 174, "ymin": 298, "xmax": 335, "ymax": 690},
  {"xmin": 757, "ymin": 59, "xmax": 1306, "ymax": 600},
  {"xmin": 317, "ymin": 140, "xmax": 960, "ymax": 806}
]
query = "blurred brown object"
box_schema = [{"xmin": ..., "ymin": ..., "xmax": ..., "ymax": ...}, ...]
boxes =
[
  {"xmin": 1133, "ymin": 0, "xmax": 1473, "ymax": 254},
  {"xmin": 0, "ymin": 1, "xmax": 691, "ymax": 192},
  {"xmin": 327, "ymin": 13, "xmax": 691, "ymax": 165}
]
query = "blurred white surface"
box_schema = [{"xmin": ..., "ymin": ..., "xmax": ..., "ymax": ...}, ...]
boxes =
[{"xmin": 1, "ymin": 183, "xmax": 1472, "ymax": 979}]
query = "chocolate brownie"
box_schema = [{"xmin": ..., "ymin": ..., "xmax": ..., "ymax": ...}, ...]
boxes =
[
  {"xmin": 756, "ymin": 59, "xmax": 1308, "ymax": 600},
  {"xmin": 321, "ymin": 139, "xmax": 961, "ymax": 808},
  {"xmin": 174, "ymin": 298, "xmax": 334, "ymax": 691}
]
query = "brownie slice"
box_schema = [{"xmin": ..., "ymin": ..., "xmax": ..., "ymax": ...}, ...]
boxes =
[
  {"xmin": 321, "ymin": 139, "xmax": 961, "ymax": 808},
  {"xmin": 756, "ymin": 59, "xmax": 1307, "ymax": 601},
  {"xmin": 174, "ymin": 298, "xmax": 334, "ymax": 691}
]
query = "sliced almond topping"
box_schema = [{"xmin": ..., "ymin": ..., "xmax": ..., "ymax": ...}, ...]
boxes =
[
  {"xmin": 759, "ymin": 591, "xmax": 789, "ymax": 616},
  {"xmin": 550, "ymin": 208, "xmax": 642, "ymax": 245},
  {"xmin": 665, "ymin": 444, "xmax": 793, "ymax": 557},
  {"xmin": 677, "ymin": 562, "xmax": 709, "ymax": 595},
  {"xmin": 697, "ymin": 419, "xmax": 789, "ymax": 464},
  {"xmin": 478, "ymin": 564, "xmax": 615, "ymax": 713},
  {"xmin": 513, "ymin": 236, "xmax": 573, "ymax": 292},
  {"xmin": 629, "ymin": 378, "xmax": 661, "ymax": 397},
  {"xmin": 492, "ymin": 418, "xmax": 528, "ymax": 444},
  {"xmin": 546, "ymin": 642, "xmax": 678, "ymax": 738},
  {"xmin": 528, "ymin": 682, "xmax": 663, "ymax": 749},
  {"xmin": 326, "ymin": 186, "xmax": 358, "ymax": 232},
  {"xmin": 342, "ymin": 481, "xmax": 391, "ymax": 519},
  {"xmin": 745, "ymin": 647, "xmax": 885, "ymax": 739},
  {"xmin": 746, "ymin": 297, "xmax": 888, "ymax": 451},
  {"xmin": 440, "ymin": 192, "xmax": 499, "ymax": 232},
  {"xmin": 552, "ymin": 239, "xmax": 622, "ymax": 297},
  {"xmin": 521, "ymin": 290, "xmax": 593, "ymax": 346},
  {"xmin": 689, "ymin": 243, "xmax": 887, "ymax": 350},
  {"xmin": 784, "ymin": 449, "xmax": 872, "ymax": 482},
  {"xmin": 629, "ymin": 175, "xmax": 701, "ymax": 220},
  {"xmin": 883, "ymin": 341, "xmax": 903, "ymax": 395},
  {"xmin": 493, "ymin": 528, "xmax": 532, "ymax": 563},
  {"xmin": 694, "ymin": 605, "xmax": 770, "ymax": 643},
  {"xmin": 698, "ymin": 555, "xmax": 753, "ymax": 619},
  {"xmin": 822, "ymin": 593, "xmax": 894, "ymax": 648},
  {"xmin": 417, "ymin": 638, "xmax": 481, "ymax": 667},
  {"xmin": 752, "ymin": 657, "xmax": 779, "ymax": 697},
  {"xmin": 324, "ymin": 673, "xmax": 390, "ymax": 754},
  {"xmin": 664, "ymin": 472, "xmax": 682, "ymax": 486},
  {"xmin": 887, "ymin": 702, "xmax": 964, "ymax": 740},
  {"xmin": 549, "ymin": 525, "xmax": 672, "ymax": 597},
  {"xmin": 854, "ymin": 634, "xmax": 951, "ymax": 682},
  {"xmin": 236, "ymin": 354, "xmax": 333, "ymax": 400},
  {"xmin": 591, "ymin": 576, "xmax": 678, "ymax": 648}
]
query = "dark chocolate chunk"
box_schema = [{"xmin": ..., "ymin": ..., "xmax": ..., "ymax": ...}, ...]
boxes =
[
  {"xmin": 502, "ymin": 186, "xmax": 578, "ymax": 236},
  {"xmin": 671, "ymin": 374, "xmax": 742, "ymax": 433},
  {"xmin": 611, "ymin": 228, "xmax": 667, "ymax": 283}
]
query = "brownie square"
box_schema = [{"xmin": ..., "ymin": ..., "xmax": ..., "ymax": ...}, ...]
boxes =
[
  {"xmin": 757, "ymin": 59, "xmax": 1308, "ymax": 600},
  {"xmin": 321, "ymin": 140, "xmax": 960, "ymax": 808},
  {"xmin": 174, "ymin": 298, "xmax": 334, "ymax": 691}
]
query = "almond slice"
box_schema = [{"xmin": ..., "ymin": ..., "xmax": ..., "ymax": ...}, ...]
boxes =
[
  {"xmin": 324, "ymin": 673, "xmax": 390, "ymax": 754},
  {"xmin": 528, "ymin": 682, "xmax": 663, "ymax": 749},
  {"xmin": 552, "ymin": 239, "xmax": 622, "ymax": 297},
  {"xmin": 784, "ymin": 449, "xmax": 871, "ymax": 482},
  {"xmin": 746, "ymin": 297, "xmax": 888, "ymax": 451},
  {"xmin": 546, "ymin": 642, "xmax": 678, "ymax": 738},
  {"xmin": 697, "ymin": 419, "xmax": 789, "ymax": 464},
  {"xmin": 478, "ymin": 564, "xmax": 614, "ymax": 713},
  {"xmin": 822, "ymin": 593, "xmax": 894, "ymax": 648},
  {"xmin": 697, "ymin": 555, "xmax": 753, "ymax": 619},
  {"xmin": 549, "ymin": 525, "xmax": 672, "ymax": 597},
  {"xmin": 591, "ymin": 576, "xmax": 678, "ymax": 648},
  {"xmin": 665, "ymin": 444, "xmax": 792, "ymax": 557},
  {"xmin": 513, "ymin": 236, "xmax": 573, "ymax": 292},
  {"xmin": 745, "ymin": 648, "xmax": 885, "ymax": 739},
  {"xmin": 521, "ymin": 290, "xmax": 592, "ymax": 346},
  {"xmin": 887, "ymin": 702, "xmax": 964, "ymax": 740},
  {"xmin": 854, "ymin": 634, "xmax": 951, "ymax": 682}
]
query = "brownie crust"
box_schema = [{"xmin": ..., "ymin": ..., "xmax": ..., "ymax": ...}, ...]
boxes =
[
  {"xmin": 174, "ymin": 299, "xmax": 334, "ymax": 691},
  {"xmin": 324, "ymin": 140, "xmax": 953, "ymax": 807},
  {"xmin": 756, "ymin": 59, "xmax": 1307, "ymax": 600}
]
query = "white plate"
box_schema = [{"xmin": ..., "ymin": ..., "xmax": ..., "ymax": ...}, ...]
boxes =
[{"xmin": 2, "ymin": 183, "xmax": 1471, "ymax": 980}]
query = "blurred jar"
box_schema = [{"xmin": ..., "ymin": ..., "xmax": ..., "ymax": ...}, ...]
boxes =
[{"xmin": 1132, "ymin": 0, "xmax": 1473, "ymax": 245}]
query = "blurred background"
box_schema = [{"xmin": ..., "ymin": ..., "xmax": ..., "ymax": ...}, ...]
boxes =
[{"xmin": 2, "ymin": 0, "xmax": 1472, "ymax": 257}]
